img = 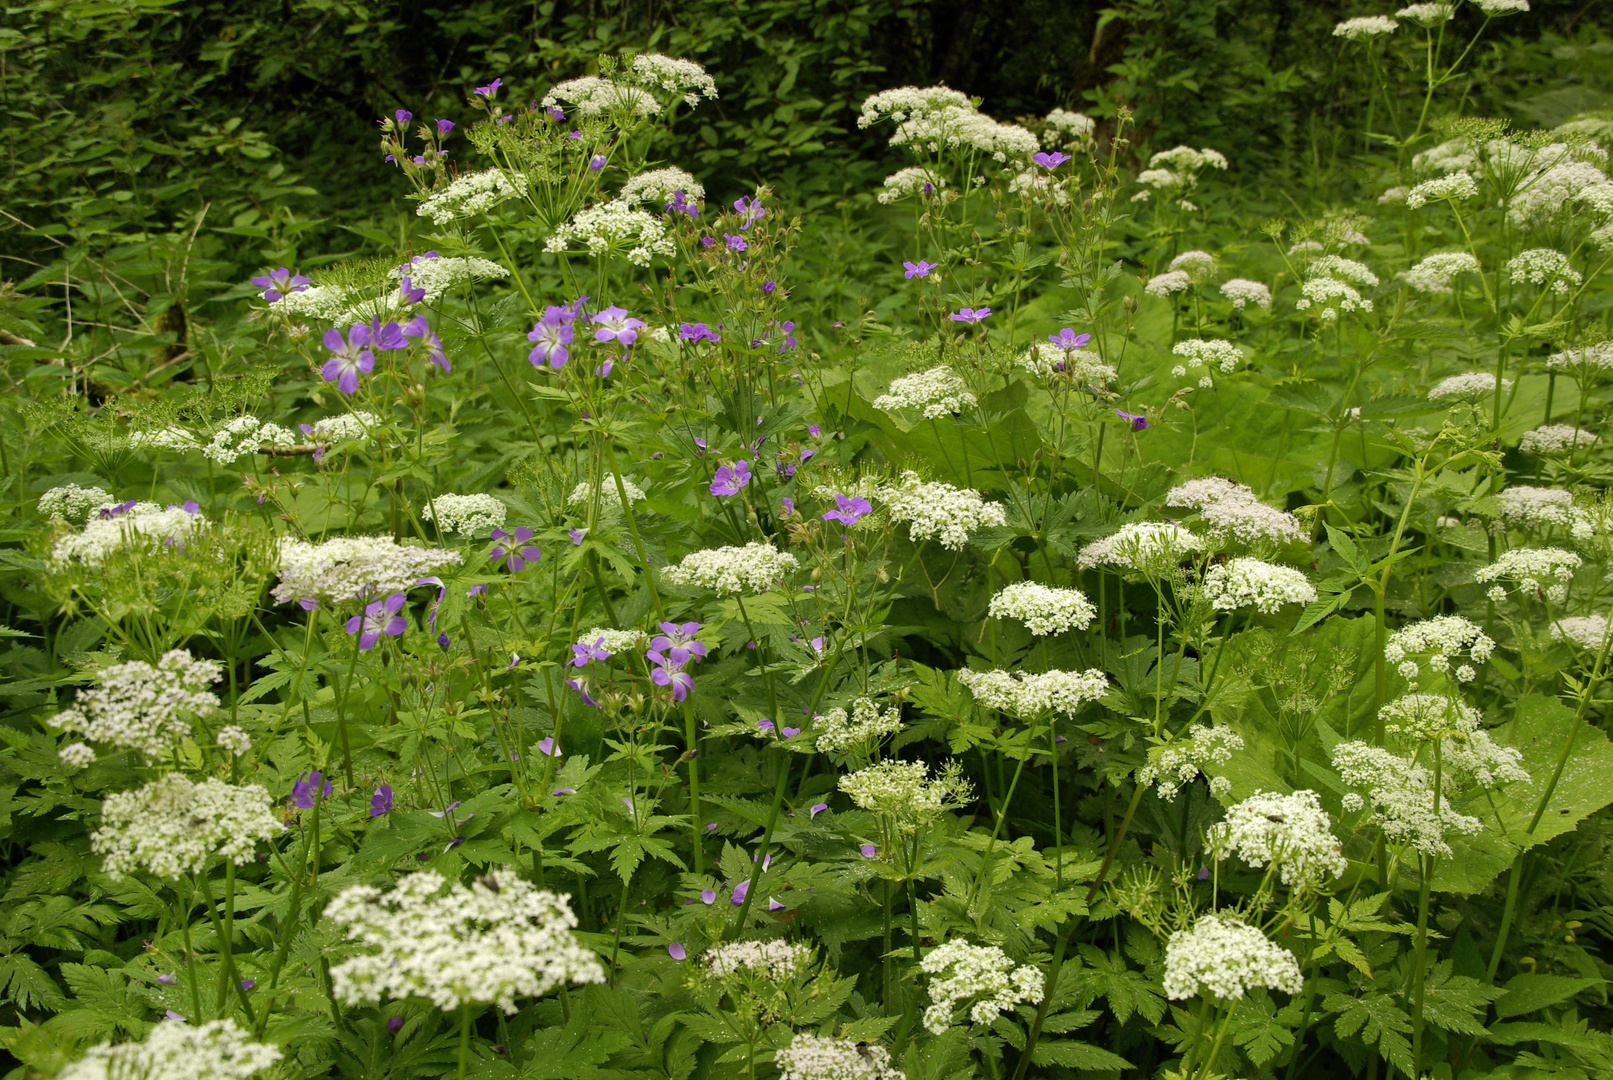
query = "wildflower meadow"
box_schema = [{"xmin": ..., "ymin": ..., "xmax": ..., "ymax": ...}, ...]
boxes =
[{"xmin": 3, "ymin": 2, "xmax": 1613, "ymax": 1079}]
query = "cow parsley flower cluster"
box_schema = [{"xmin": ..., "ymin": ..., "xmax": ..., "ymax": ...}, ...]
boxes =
[
  {"xmin": 988, "ymin": 581, "xmax": 1097, "ymax": 635},
  {"xmin": 127, "ymin": 427, "xmax": 201, "ymax": 452},
  {"xmin": 1506, "ymin": 249, "xmax": 1582, "ymax": 293},
  {"xmin": 888, "ymin": 106, "xmax": 1040, "ymax": 162},
  {"xmin": 568, "ymin": 477, "xmax": 648, "ymax": 508},
  {"xmin": 1330, "ymin": 741, "xmax": 1484, "ymax": 857},
  {"xmin": 620, "ymin": 167, "xmax": 706, "ymax": 206},
  {"xmin": 840, "ymin": 760, "xmax": 973, "ymax": 825},
  {"xmin": 1078, "ymin": 522, "xmax": 1206, "ymax": 572},
  {"xmin": 1169, "ymin": 250, "xmax": 1218, "ymax": 281},
  {"xmin": 1017, "ymin": 341, "xmax": 1117, "ymax": 382},
  {"xmin": 813, "ymin": 698, "xmax": 904, "ymax": 753},
  {"xmin": 1492, "ymin": 485, "xmax": 1580, "ymax": 530},
  {"xmin": 272, "ymin": 535, "xmax": 462, "ymax": 606},
  {"xmin": 576, "ymin": 627, "xmax": 648, "ymax": 655},
  {"xmin": 1042, "ymin": 107, "xmax": 1096, "ymax": 144},
  {"xmin": 308, "ymin": 411, "xmax": 380, "ymax": 443},
  {"xmin": 956, "ymin": 668, "xmax": 1109, "ymax": 718},
  {"xmin": 630, "ymin": 53, "xmax": 719, "ymax": 107},
  {"xmin": 50, "ymin": 649, "xmax": 220, "ymax": 759},
  {"xmin": 920, "ymin": 940, "xmax": 1044, "ymax": 1035},
  {"xmin": 1413, "ymin": 139, "xmax": 1476, "ymax": 176},
  {"xmin": 1384, "ymin": 615, "xmax": 1494, "ymax": 681},
  {"xmin": 51, "ymin": 503, "xmax": 208, "ymax": 569},
  {"xmin": 1401, "ymin": 251, "xmax": 1482, "ymax": 294},
  {"xmin": 1136, "ymin": 724, "xmax": 1244, "ymax": 800},
  {"xmin": 877, "ymin": 166, "xmax": 947, "ymax": 203},
  {"xmin": 542, "ymin": 77, "xmax": 660, "ymax": 118},
  {"xmin": 873, "ymin": 366, "xmax": 977, "ymax": 418},
  {"xmin": 857, "ymin": 86, "xmax": 973, "ymax": 128},
  {"xmin": 1162, "ymin": 916, "xmax": 1303, "ymax": 1000},
  {"xmin": 1552, "ymin": 614, "xmax": 1611, "ymax": 651},
  {"xmin": 1295, "ymin": 276, "xmax": 1372, "ymax": 320},
  {"xmin": 662, "ymin": 542, "xmax": 800, "ymax": 595},
  {"xmin": 1396, "ymin": 3, "xmax": 1455, "ymax": 28},
  {"xmin": 1507, "ymin": 157, "xmax": 1607, "ymax": 227},
  {"xmin": 1220, "ymin": 278, "xmax": 1272, "ymax": 309},
  {"xmin": 1429, "ymin": 371, "xmax": 1509, "ymax": 401},
  {"xmin": 1520, "ymin": 424, "xmax": 1598, "ymax": 455},
  {"xmin": 390, "ymin": 254, "xmax": 508, "ymax": 302},
  {"xmin": 202, "ymin": 415, "xmax": 299, "ymax": 465},
  {"xmin": 1379, "ymin": 693, "xmax": 1529, "ymax": 790},
  {"xmin": 38, "ymin": 483, "xmax": 114, "ymax": 523},
  {"xmin": 1405, "ymin": 171, "xmax": 1479, "ymax": 208},
  {"xmin": 1144, "ymin": 270, "xmax": 1193, "ymax": 297},
  {"xmin": 1165, "ymin": 476, "xmax": 1305, "ymax": 547},
  {"xmin": 415, "ymin": 169, "xmax": 525, "ymax": 225},
  {"xmin": 879, "ymin": 472, "xmax": 1007, "ymax": 550},
  {"xmin": 1475, "ymin": 546, "xmax": 1581, "ymax": 602},
  {"xmin": 93, "ymin": 773, "xmax": 282, "ymax": 880},
  {"xmin": 545, "ymin": 200, "xmax": 675, "ymax": 266},
  {"xmin": 1208, "ymin": 790, "xmax": 1347, "ymax": 887},
  {"xmin": 326, "ymin": 869, "xmax": 604, "ymax": 1013},
  {"xmin": 1200, "ymin": 558, "xmax": 1317, "ymax": 614},
  {"xmin": 422, "ymin": 493, "xmax": 508, "ymax": 535},
  {"xmin": 774, "ymin": 1034, "xmax": 903, "ymax": 1080},
  {"xmin": 55, "ymin": 1019, "xmax": 281, "ymax": 1080},
  {"xmin": 703, "ymin": 940, "xmax": 813, "ymax": 981},
  {"xmin": 1334, "ymin": 14, "xmax": 1399, "ymax": 38},
  {"xmin": 1170, "ymin": 338, "xmax": 1243, "ymax": 386}
]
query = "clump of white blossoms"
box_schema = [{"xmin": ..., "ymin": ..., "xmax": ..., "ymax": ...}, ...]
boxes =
[
  {"xmin": 1506, "ymin": 249, "xmax": 1582, "ymax": 293},
  {"xmin": 1405, "ymin": 171, "xmax": 1479, "ymax": 209},
  {"xmin": 1296, "ymin": 276, "xmax": 1372, "ymax": 321},
  {"xmin": 1207, "ymin": 790, "xmax": 1347, "ymax": 888},
  {"xmin": 1401, "ymin": 251, "xmax": 1481, "ymax": 294},
  {"xmin": 38, "ymin": 483, "xmax": 114, "ymax": 523},
  {"xmin": 576, "ymin": 627, "xmax": 648, "ymax": 654},
  {"xmin": 858, "ymin": 85, "xmax": 973, "ymax": 128},
  {"xmin": 1334, "ymin": 14, "xmax": 1399, "ymax": 38},
  {"xmin": 1144, "ymin": 269, "xmax": 1193, "ymax": 297},
  {"xmin": 1330, "ymin": 741, "xmax": 1483, "ymax": 857},
  {"xmin": 1147, "ymin": 145, "xmax": 1229, "ymax": 185},
  {"xmin": 662, "ymin": 542, "xmax": 799, "ymax": 595},
  {"xmin": 390, "ymin": 255, "xmax": 508, "ymax": 303},
  {"xmin": 423, "ymin": 493, "xmax": 508, "ymax": 536},
  {"xmin": 1200, "ymin": 558, "xmax": 1317, "ymax": 614},
  {"xmin": 1520, "ymin": 424, "xmax": 1598, "ymax": 455},
  {"xmin": 920, "ymin": 940, "xmax": 1044, "ymax": 1035},
  {"xmin": 1429, "ymin": 371, "xmax": 1510, "ymax": 401},
  {"xmin": 51, "ymin": 503, "xmax": 209, "ymax": 569},
  {"xmin": 1042, "ymin": 106, "xmax": 1095, "ymax": 145},
  {"xmin": 630, "ymin": 53, "xmax": 719, "ymax": 107},
  {"xmin": 1078, "ymin": 521, "xmax": 1206, "ymax": 573},
  {"xmin": 272, "ymin": 535, "xmax": 463, "ymax": 606},
  {"xmin": 1017, "ymin": 341, "xmax": 1117, "ymax": 382},
  {"xmin": 877, "ymin": 166, "xmax": 948, "ymax": 203},
  {"xmin": 542, "ymin": 76, "xmax": 660, "ymax": 117},
  {"xmin": 1475, "ymin": 546, "xmax": 1581, "ymax": 603},
  {"xmin": 1136, "ymin": 724, "xmax": 1244, "ymax": 800},
  {"xmin": 50, "ymin": 649, "xmax": 219, "ymax": 759},
  {"xmin": 1309, "ymin": 255, "xmax": 1379, "ymax": 288},
  {"xmin": 1162, "ymin": 916, "xmax": 1303, "ymax": 1000},
  {"xmin": 55, "ymin": 1019, "xmax": 281, "ymax": 1080},
  {"xmin": 127, "ymin": 427, "xmax": 200, "ymax": 452},
  {"xmin": 546, "ymin": 200, "xmax": 675, "ymax": 266},
  {"xmin": 216, "ymin": 724, "xmax": 251, "ymax": 758},
  {"xmin": 887, "ymin": 105, "xmax": 1040, "ymax": 162},
  {"xmin": 1164, "ymin": 476, "xmax": 1305, "ymax": 548},
  {"xmin": 774, "ymin": 1034, "xmax": 903, "ymax": 1080},
  {"xmin": 308, "ymin": 411, "xmax": 381, "ymax": 442},
  {"xmin": 840, "ymin": 760, "xmax": 973, "ymax": 827},
  {"xmin": 620, "ymin": 167, "xmax": 706, "ymax": 206},
  {"xmin": 415, "ymin": 169, "xmax": 525, "ymax": 225},
  {"xmin": 1384, "ymin": 615, "xmax": 1494, "ymax": 682},
  {"xmin": 326, "ymin": 869, "xmax": 604, "ymax": 1013},
  {"xmin": 1008, "ymin": 169, "xmax": 1069, "ymax": 205},
  {"xmin": 1396, "ymin": 3, "xmax": 1455, "ymax": 28},
  {"xmin": 93, "ymin": 773, "xmax": 282, "ymax": 880},
  {"xmin": 957, "ymin": 668, "xmax": 1109, "ymax": 719},
  {"xmin": 1552, "ymin": 614, "xmax": 1611, "ymax": 651},
  {"xmin": 1492, "ymin": 485, "xmax": 1580, "ymax": 531},
  {"xmin": 1506, "ymin": 153, "xmax": 1607, "ymax": 227},
  {"xmin": 1413, "ymin": 138, "xmax": 1477, "ymax": 176},
  {"xmin": 1376, "ymin": 694, "xmax": 1529, "ymax": 789},
  {"xmin": 879, "ymin": 472, "xmax": 1006, "ymax": 550},
  {"xmin": 1169, "ymin": 249, "xmax": 1218, "ymax": 281},
  {"xmin": 1220, "ymin": 278, "xmax": 1272, "ymax": 309},
  {"xmin": 202, "ymin": 415, "xmax": 300, "ymax": 465},
  {"xmin": 988, "ymin": 581, "xmax": 1097, "ymax": 635},
  {"xmin": 568, "ymin": 477, "xmax": 648, "ymax": 509},
  {"xmin": 873, "ymin": 366, "xmax": 977, "ymax": 419},
  {"xmin": 703, "ymin": 940, "xmax": 812, "ymax": 980},
  {"xmin": 813, "ymin": 697, "xmax": 903, "ymax": 753},
  {"xmin": 1170, "ymin": 338, "xmax": 1243, "ymax": 386}
]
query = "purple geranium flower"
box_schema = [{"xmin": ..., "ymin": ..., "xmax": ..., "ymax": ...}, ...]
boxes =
[
  {"xmin": 668, "ymin": 943, "xmax": 687, "ymax": 960},
  {"xmin": 345, "ymin": 593, "xmax": 408, "ymax": 650},
  {"xmin": 823, "ymin": 494, "xmax": 872, "ymax": 526},
  {"xmin": 950, "ymin": 307, "xmax": 992, "ymax": 324},
  {"xmin": 1116, "ymin": 409, "xmax": 1149, "ymax": 431},
  {"xmin": 666, "ymin": 190, "xmax": 699, "ymax": 218},
  {"xmin": 781, "ymin": 496, "xmax": 795, "ymax": 516},
  {"xmin": 399, "ymin": 276, "xmax": 425, "ymax": 305},
  {"xmin": 321, "ymin": 325, "xmax": 375, "ymax": 394},
  {"xmin": 527, "ymin": 307, "xmax": 575, "ymax": 368},
  {"xmin": 403, "ymin": 315, "xmax": 450, "ymax": 372},
  {"xmin": 370, "ymin": 785, "xmax": 394, "ymax": 817},
  {"xmin": 251, "ymin": 267, "xmax": 312, "ymax": 303},
  {"xmin": 569, "ymin": 527, "xmax": 587, "ymax": 545},
  {"xmin": 387, "ymin": 1017, "xmax": 404, "ymax": 1035},
  {"xmin": 566, "ymin": 677, "xmax": 600, "ymax": 709},
  {"xmin": 733, "ymin": 196, "xmax": 766, "ymax": 229},
  {"xmin": 762, "ymin": 281, "xmax": 777, "ymax": 294},
  {"xmin": 394, "ymin": 109, "xmax": 413, "ymax": 126},
  {"xmin": 902, "ymin": 260, "xmax": 938, "ymax": 279},
  {"xmin": 436, "ymin": 118, "xmax": 454, "ymax": 135},
  {"xmin": 591, "ymin": 305, "xmax": 645, "ymax": 345},
  {"xmin": 650, "ymin": 621, "xmax": 707, "ymax": 661},
  {"xmin": 710, "ymin": 459, "xmax": 752, "ymax": 496},
  {"xmin": 491, "ymin": 527, "xmax": 542, "ymax": 572},
  {"xmin": 729, "ymin": 880, "xmax": 749, "ymax": 905},
  {"xmin": 1033, "ymin": 150, "xmax": 1071, "ymax": 168},
  {"xmin": 679, "ymin": 322, "xmax": 721, "ymax": 343},
  {"xmin": 725, "ymin": 233, "xmax": 748, "ymax": 252},
  {"xmin": 474, "ymin": 77, "xmax": 502, "ymax": 98},
  {"xmin": 571, "ymin": 636, "xmax": 609, "ymax": 667},
  {"xmin": 589, "ymin": 154, "xmax": 607, "ymax": 172},
  {"xmin": 647, "ymin": 649, "xmax": 695, "ymax": 701},
  {"xmin": 1049, "ymin": 328, "xmax": 1092, "ymax": 350},
  {"xmin": 292, "ymin": 771, "xmax": 331, "ymax": 809}
]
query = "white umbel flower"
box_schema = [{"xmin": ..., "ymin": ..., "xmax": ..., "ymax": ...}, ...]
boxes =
[
  {"xmin": 1170, "ymin": 338, "xmax": 1243, "ymax": 384},
  {"xmin": 1475, "ymin": 546, "xmax": 1580, "ymax": 602},
  {"xmin": 1165, "ymin": 476, "xmax": 1306, "ymax": 547},
  {"xmin": 51, "ymin": 504, "xmax": 208, "ymax": 569},
  {"xmin": 272, "ymin": 535, "xmax": 462, "ymax": 606},
  {"xmin": 1552, "ymin": 614, "xmax": 1611, "ymax": 651},
  {"xmin": 1335, "ymin": 15, "xmax": 1399, "ymax": 38},
  {"xmin": 1519, "ymin": 425, "xmax": 1598, "ymax": 455},
  {"xmin": 988, "ymin": 581, "xmax": 1097, "ymax": 635},
  {"xmin": 1384, "ymin": 615, "xmax": 1493, "ymax": 682},
  {"xmin": 703, "ymin": 940, "xmax": 811, "ymax": 980},
  {"xmin": 545, "ymin": 200, "xmax": 674, "ymax": 266},
  {"xmin": 1492, "ymin": 485, "xmax": 1579, "ymax": 530},
  {"xmin": 877, "ymin": 166, "xmax": 947, "ymax": 203},
  {"xmin": 1017, "ymin": 341, "xmax": 1117, "ymax": 383},
  {"xmin": 568, "ymin": 477, "xmax": 648, "ymax": 509},
  {"xmin": 775, "ymin": 1034, "xmax": 903, "ymax": 1080},
  {"xmin": 93, "ymin": 774, "xmax": 282, "ymax": 880},
  {"xmin": 879, "ymin": 472, "xmax": 1006, "ymax": 550},
  {"xmin": 1137, "ymin": 725, "xmax": 1244, "ymax": 800},
  {"xmin": 873, "ymin": 366, "xmax": 977, "ymax": 419},
  {"xmin": 1163, "ymin": 916, "xmax": 1303, "ymax": 1000},
  {"xmin": 813, "ymin": 698, "xmax": 903, "ymax": 753},
  {"xmin": 308, "ymin": 411, "xmax": 380, "ymax": 443},
  {"xmin": 542, "ymin": 77, "xmax": 660, "ymax": 117},
  {"xmin": 840, "ymin": 760, "xmax": 973, "ymax": 825},
  {"xmin": 422, "ymin": 493, "xmax": 508, "ymax": 536},
  {"xmin": 1220, "ymin": 278, "xmax": 1272, "ymax": 309},
  {"xmin": 1208, "ymin": 790, "xmax": 1346, "ymax": 887},
  {"xmin": 1078, "ymin": 521, "xmax": 1205, "ymax": 572},
  {"xmin": 630, "ymin": 54, "xmax": 718, "ymax": 107},
  {"xmin": 921, "ymin": 940, "xmax": 1044, "ymax": 1034},
  {"xmin": 1295, "ymin": 276, "xmax": 1372, "ymax": 320},
  {"xmin": 1331, "ymin": 741, "xmax": 1483, "ymax": 856},
  {"xmin": 1169, "ymin": 250, "xmax": 1218, "ymax": 281},
  {"xmin": 575, "ymin": 627, "xmax": 648, "ymax": 655},
  {"xmin": 127, "ymin": 427, "xmax": 200, "ymax": 452},
  {"xmin": 38, "ymin": 484, "xmax": 115, "ymax": 523},
  {"xmin": 50, "ymin": 649, "xmax": 220, "ymax": 759},
  {"xmin": 1309, "ymin": 255, "xmax": 1379, "ymax": 288},
  {"xmin": 1396, "ymin": 3, "xmax": 1454, "ymax": 26},
  {"xmin": 620, "ymin": 167, "xmax": 706, "ymax": 205},
  {"xmin": 1144, "ymin": 270, "xmax": 1193, "ymax": 297},
  {"xmin": 662, "ymin": 542, "xmax": 799, "ymax": 595},
  {"xmin": 957, "ymin": 668, "xmax": 1109, "ymax": 718},
  {"xmin": 392, "ymin": 255, "xmax": 508, "ymax": 302},
  {"xmin": 1429, "ymin": 371, "xmax": 1509, "ymax": 401},
  {"xmin": 56, "ymin": 1019, "xmax": 280, "ymax": 1080},
  {"xmin": 416, "ymin": 169, "xmax": 524, "ymax": 225},
  {"xmin": 1043, "ymin": 107, "xmax": 1096, "ymax": 144},
  {"xmin": 888, "ymin": 106, "xmax": 1039, "ymax": 162},
  {"xmin": 858, "ymin": 86, "xmax": 973, "ymax": 128},
  {"xmin": 202, "ymin": 415, "xmax": 299, "ymax": 465},
  {"xmin": 1405, "ymin": 171, "xmax": 1479, "ymax": 208},
  {"xmin": 1200, "ymin": 558, "xmax": 1317, "ymax": 614},
  {"xmin": 326, "ymin": 869, "xmax": 604, "ymax": 1013},
  {"xmin": 1507, "ymin": 249, "xmax": 1582, "ymax": 293},
  {"xmin": 1402, "ymin": 251, "xmax": 1481, "ymax": 294}
]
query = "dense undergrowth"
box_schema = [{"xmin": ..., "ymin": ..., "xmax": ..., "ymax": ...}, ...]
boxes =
[{"xmin": 4, "ymin": 2, "xmax": 1613, "ymax": 1080}]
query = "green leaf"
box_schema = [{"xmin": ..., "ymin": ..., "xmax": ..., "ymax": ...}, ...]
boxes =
[
  {"xmin": 1324, "ymin": 989, "xmax": 1413, "ymax": 1075},
  {"xmin": 1494, "ymin": 973, "xmax": 1604, "ymax": 1020},
  {"xmin": 1030, "ymin": 1039, "xmax": 1133, "ymax": 1070}
]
